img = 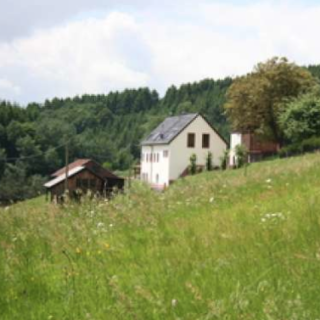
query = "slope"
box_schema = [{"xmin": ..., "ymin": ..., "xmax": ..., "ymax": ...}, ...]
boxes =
[{"xmin": 1, "ymin": 153, "xmax": 320, "ymax": 319}]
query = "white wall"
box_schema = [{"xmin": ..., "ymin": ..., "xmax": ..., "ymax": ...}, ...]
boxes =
[
  {"xmin": 229, "ymin": 133, "xmax": 242, "ymax": 167},
  {"xmin": 169, "ymin": 115, "xmax": 227, "ymax": 181},
  {"xmin": 140, "ymin": 145, "xmax": 170, "ymax": 188}
]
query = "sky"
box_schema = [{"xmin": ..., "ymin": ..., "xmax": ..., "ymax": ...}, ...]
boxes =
[{"xmin": 0, "ymin": 0, "xmax": 320, "ymax": 104}]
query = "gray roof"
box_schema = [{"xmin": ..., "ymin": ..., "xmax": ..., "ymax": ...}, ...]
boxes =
[{"xmin": 141, "ymin": 113, "xmax": 199, "ymax": 146}]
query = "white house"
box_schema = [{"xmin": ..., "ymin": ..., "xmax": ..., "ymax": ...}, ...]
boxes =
[{"xmin": 140, "ymin": 113, "xmax": 228, "ymax": 189}]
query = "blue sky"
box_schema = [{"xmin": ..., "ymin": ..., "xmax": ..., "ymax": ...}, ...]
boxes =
[{"xmin": 0, "ymin": 0, "xmax": 320, "ymax": 104}]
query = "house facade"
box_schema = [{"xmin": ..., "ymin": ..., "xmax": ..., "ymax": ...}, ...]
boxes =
[
  {"xmin": 229, "ymin": 132, "xmax": 279, "ymax": 167},
  {"xmin": 140, "ymin": 113, "xmax": 228, "ymax": 189}
]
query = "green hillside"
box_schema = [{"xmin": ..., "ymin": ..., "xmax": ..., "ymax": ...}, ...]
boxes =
[{"xmin": 1, "ymin": 153, "xmax": 320, "ymax": 319}]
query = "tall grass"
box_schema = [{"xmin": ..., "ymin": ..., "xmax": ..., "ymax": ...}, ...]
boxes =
[{"xmin": 1, "ymin": 153, "xmax": 320, "ymax": 319}]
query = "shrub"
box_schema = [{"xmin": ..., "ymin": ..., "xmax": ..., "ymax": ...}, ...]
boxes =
[
  {"xmin": 220, "ymin": 149, "xmax": 229, "ymax": 170},
  {"xmin": 301, "ymin": 136, "xmax": 320, "ymax": 152},
  {"xmin": 279, "ymin": 136, "xmax": 320, "ymax": 157},
  {"xmin": 205, "ymin": 152, "xmax": 213, "ymax": 171},
  {"xmin": 278, "ymin": 144, "xmax": 302, "ymax": 157},
  {"xmin": 189, "ymin": 154, "xmax": 197, "ymax": 175},
  {"xmin": 235, "ymin": 145, "xmax": 248, "ymax": 168}
]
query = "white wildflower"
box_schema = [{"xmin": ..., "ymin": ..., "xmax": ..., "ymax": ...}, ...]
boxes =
[
  {"xmin": 262, "ymin": 212, "xmax": 285, "ymax": 222},
  {"xmin": 109, "ymin": 224, "xmax": 113, "ymax": 228},
  {"xmin": 171, "ymin": 299, "xmax": 177, "ymax": 307},
  {"xmin": 97, "ymin": 222, "xmax": 104, "ymax": 228},
  {"xmin": 265, "ymin": 179, "xmax": 272, "ymax": 183},
  {"xmin": 209, "ymin": 197, "xmax": 214, "ymax": 203}
]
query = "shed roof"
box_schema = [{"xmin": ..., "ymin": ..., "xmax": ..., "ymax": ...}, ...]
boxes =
[
  {"xmin": 51, "ymin": 159, "xmax": 91, "ymax": 177},
  {"xmin": 44, "ymin": 166, "xmax": 86, "ymax": 189},
  {"xmin": 141, "ymin": 113, "xmax": 199, "ymax": 146},
  {"xmin": 51, "ymin": 159, "xmax": 120, "ymax": 179}
]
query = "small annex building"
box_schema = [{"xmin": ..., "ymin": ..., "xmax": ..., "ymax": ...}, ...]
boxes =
[
  {"xmin": 229, "ymin": 133, "xmax": 279, "ymax": 167},
  {"xmin": 140, "ymin": 113, "xmax": 228, "ymax": 189},
  {"xmin": 44, "ymin": 159, "xmax": 124, "ymax": 201}
]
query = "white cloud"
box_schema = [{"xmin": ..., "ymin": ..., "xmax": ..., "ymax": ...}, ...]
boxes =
[
  {"xmin": 144, "ymin": 1, "xmax": 320, "ymax": 88},
  {"xmin": 0, "ymin": 78, "xmax": 21, "ymax": 96},
  {"xmin": 0, "ymin": 1, "xmax": 320, "ymax": 104},
  {"xmin": 0, "ymin": 12, "xmax": 151, "ymax": 102}
]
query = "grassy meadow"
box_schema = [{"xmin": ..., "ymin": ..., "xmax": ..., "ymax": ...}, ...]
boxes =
[{"xmin": 1, "ymin": 153, "xmax": 320, "ymax": 319}]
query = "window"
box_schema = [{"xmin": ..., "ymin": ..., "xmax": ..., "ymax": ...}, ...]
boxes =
[
  {"xmin": 141, "ymin": 153, "xmax": 145, "ymax": 162},
  {"xmin": 157, "ymin": 153, "xmax": 160, "ymax": 162},
  {"xmin": 76, "ymin": 179, "xmax": 81, "ymax": 188},
  {"xmin": 187, "ymin": 133, "xmax": 195, "ymax": 148},
  {"xmin": 146, "ymin": 154, "xmax": 149, "ymax": 162},
  {"xmin": 163, "ymin": 150, "xmax": 169, "ymax": 158},
  {"xmin": 90, "ymin": 179, "xmax": 96, "ymax": 188},
  {"xmin": 202, "ymin": 134, "xmax": 210, "ymax": 148}
]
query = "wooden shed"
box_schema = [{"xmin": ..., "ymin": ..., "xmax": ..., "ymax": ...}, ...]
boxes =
[{"xmin": 44, "ymin": 159, "xmax": 124, "ymax": 201}]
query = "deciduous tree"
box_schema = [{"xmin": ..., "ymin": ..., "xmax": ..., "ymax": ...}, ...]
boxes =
[
  {"xmin": 279, "ymin": 88, "xmax": 320, "ymax": 143},
  {"xmin": 225, "ymin": 57, "xmax": 317, "ymax": 144}
]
